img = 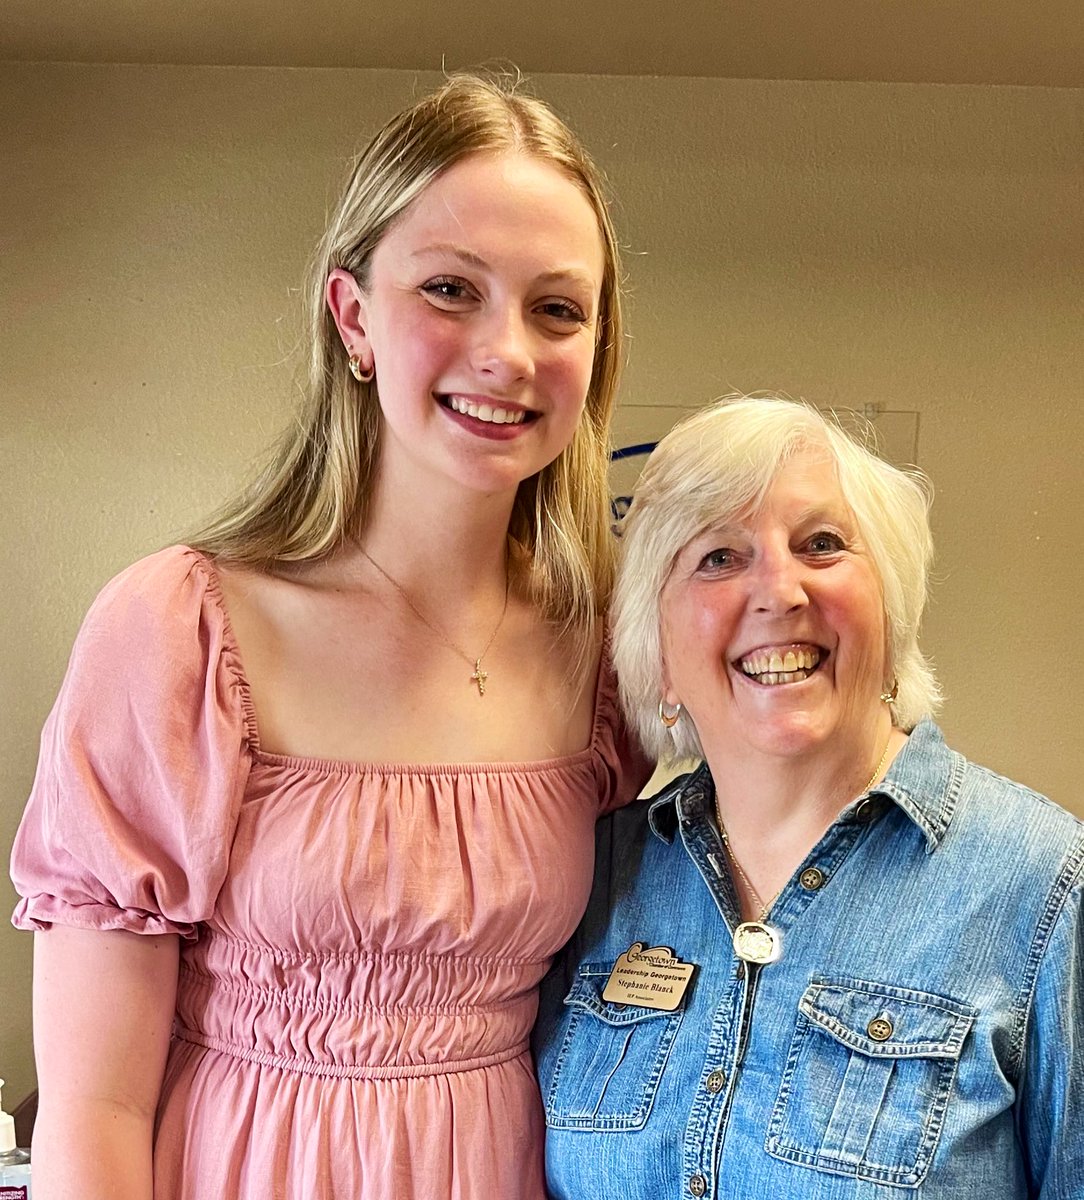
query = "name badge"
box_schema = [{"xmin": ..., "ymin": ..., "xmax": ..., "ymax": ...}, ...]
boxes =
[{"xmin": 602, "ymin": 942, "xmax": 696, "ymax": 1011}]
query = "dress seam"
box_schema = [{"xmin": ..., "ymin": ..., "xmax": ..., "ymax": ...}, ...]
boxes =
[
  {"xmin": 180, "ymin": 962, "xmax": 534, "ymax": 1017},
  {"xmin": 174, "ymin": 1026, "xmax": 530, "ymax": 1080},
  {"xmin": 181, "ymin": 547, "xmax": 261, "ymax": 750},
  {"xmin": 196, "ymin": 930, "xmax": 549, "ymax": 969}
]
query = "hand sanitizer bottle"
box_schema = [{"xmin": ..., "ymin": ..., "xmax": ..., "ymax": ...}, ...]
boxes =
[{"xmin": 0, "ymin": 1079, "xmax": 31, "ymax": 1200}]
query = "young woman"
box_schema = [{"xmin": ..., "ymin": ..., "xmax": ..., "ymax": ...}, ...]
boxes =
[{"xmin": 12, "ymin": 75, "xmax": 647, "ymax": 1200}]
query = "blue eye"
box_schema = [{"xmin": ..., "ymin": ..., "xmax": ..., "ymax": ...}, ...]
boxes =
[
  {"xmin": 699, "ymin": 548, "xmax": 736, "ymax": 570},
  {"xmin": 807, "ymin": 532, "xmax": 845, "ymax": 554}
]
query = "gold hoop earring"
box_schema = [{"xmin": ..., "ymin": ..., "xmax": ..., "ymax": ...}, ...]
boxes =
[
  {"xmin": 658, "ymin": 700, "xmax": 683, "ymax": 728},
  {"xmin": 880, "ymin": 679, "xmax": 899, "ymax": 705},
  {"xmin": 348, "ymin": 354, "xmax": 374, "ymax": 383}
]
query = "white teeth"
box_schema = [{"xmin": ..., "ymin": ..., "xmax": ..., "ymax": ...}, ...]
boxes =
[
  {"xmin": 448, "ymin": 396, "xmax": 526, "ymax": 424},
  {"xmin": 739, "ymin": 645, "xmax": 821, "ymax": 684}
]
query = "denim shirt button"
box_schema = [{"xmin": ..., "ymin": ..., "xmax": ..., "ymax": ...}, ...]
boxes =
[
  {"xmin": 705, "ymin": 1069, "xmax": 726, "ymax": 1094},
  {"xmin": 854, "ymin": 796, "xmax": 885, "ymax": 824},
  {"xmin": 867, "ymin": 1016, "xmax": 894, "ymax": 1041},
  {"xmin": 688, "ymin": 1174, "xmax": 707, "ymax": 1196},
  {"xmin": 799, "ymin": 866, "xmax": 826, "ymax": 890}
]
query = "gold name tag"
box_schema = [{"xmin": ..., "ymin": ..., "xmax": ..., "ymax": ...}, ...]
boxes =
[{"xmin": 602, "ymin": 942, "xmax": 696, "ymax": 1011}]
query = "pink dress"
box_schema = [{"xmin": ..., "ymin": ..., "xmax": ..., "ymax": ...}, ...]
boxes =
[{"xmin": 11, "ymin": 547, "xmax": 647, "ymax": 1199}]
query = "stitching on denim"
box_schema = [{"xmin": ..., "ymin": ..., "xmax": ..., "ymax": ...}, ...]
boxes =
[
  {"xmin": 799, "ymin": 977, "xmax": 976, "ymax": 1059},
  {"xmin": 937, "ymin": 751, "xmax": 967, "ymax": 843},
  {"xmin": 544, "ymin": 991, "xmax": 684, "ymax": 1130},
  {"xmin": 805, "ymin": 976, "xmax": 978, "ymax": 1017},
  {"xmin": 1007, "ymin": 830, "xmax": 1084, "ymax": 1082},
  {"xmin": 766, "ymin": 981, "xmax": 970, "ymax": 1187},
  {"xmin": 768, "ymin": 1043, "xmax": 959, "ymax": 1185}
]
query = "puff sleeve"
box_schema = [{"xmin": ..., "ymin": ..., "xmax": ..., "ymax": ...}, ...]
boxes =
[
  {"xmin": 10, "ymin": 546, "xmax": 255, "ymax": 941},
  {"xmin": 593, "ymin": 651, "xmax": 654, "ymax": 815}
]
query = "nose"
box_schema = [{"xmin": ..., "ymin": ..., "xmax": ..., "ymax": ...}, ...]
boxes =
[
  {"xmin": 470, "ymin": 304, "xmax": 534, "ymax": 386},
  {"xmin": 750, "ymin": 545, "xmax": 809, "ymax": 615}
]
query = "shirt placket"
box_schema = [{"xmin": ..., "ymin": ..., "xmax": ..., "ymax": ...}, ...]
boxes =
[{"xmin": 672, "ymin": 787, "xmax": 884, "ymax": 1197}]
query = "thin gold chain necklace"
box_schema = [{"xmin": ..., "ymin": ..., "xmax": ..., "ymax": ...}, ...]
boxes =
[
  {"xmin": 359, "ymin": 547, "xmax": 509, "ymax": 697},
  {"xmin": 717, "ymin": 737, "xmax": 892, "ymax": 965}
]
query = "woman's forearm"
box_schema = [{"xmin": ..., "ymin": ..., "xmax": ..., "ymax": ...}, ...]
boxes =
[
  {"xmin": 31, "ymin": 927, "xmax": 180, "ymax": 1200},
  {"xmin": 31, "ymin": 1102, "xmax": 154, "ymax": 1200}
]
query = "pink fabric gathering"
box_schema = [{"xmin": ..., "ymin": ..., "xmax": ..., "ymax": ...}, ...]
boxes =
[{"xmin": 11, "ymin": 546, "xmax": 644, "ymax": 1198}]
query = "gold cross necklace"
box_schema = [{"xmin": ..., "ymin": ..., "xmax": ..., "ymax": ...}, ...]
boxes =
[
  {"xmin": 717, "ymin": 737, "xmax": 892, "ymax": 965},
  {"xmin": 359, "ymin": 547, "xmax": 509, "ymax": 697}
]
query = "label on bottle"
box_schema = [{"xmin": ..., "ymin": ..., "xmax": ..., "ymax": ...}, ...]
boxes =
[{"xmin": 0, "ymin": 1186, "xmax": 27, "ymax": 1199}]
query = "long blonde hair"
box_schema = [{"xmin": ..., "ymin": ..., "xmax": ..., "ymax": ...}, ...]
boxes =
[{"xmin": 193, "ymin": 74, "xmax": 624, "ymax": 669}]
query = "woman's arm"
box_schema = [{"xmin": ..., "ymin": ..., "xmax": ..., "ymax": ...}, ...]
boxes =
[{"xmin": 30, "ymin": 926, "xmax": 179, "ymax": 1200}]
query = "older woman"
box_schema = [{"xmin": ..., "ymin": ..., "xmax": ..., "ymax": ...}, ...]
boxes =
[{"xmin": 535, "ymin": 397, "xmax": 1083, "ymax": 1198}]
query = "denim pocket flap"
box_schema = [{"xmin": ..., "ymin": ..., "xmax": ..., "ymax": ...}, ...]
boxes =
[
  {"xmin": 564, "ymin": 964, "xmax": 687, "ymax": 1025},
  {"xmin": 799, "ymin": 977, "xmax": 976, "ymax": 1059},
  {"xmin": 545, "ymin": 962, "xmax": 685, "ymax": 1131}
]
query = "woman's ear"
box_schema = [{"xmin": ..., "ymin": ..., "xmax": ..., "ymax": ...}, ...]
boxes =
[{"xmin": 325, "ymin": 268, "xmax": 373, "ymax": 374}]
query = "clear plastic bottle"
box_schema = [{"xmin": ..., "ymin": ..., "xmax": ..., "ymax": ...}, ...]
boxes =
[{"xmin": 0, "ymin": 1079, "xmax": 31, "ymax": 1200}]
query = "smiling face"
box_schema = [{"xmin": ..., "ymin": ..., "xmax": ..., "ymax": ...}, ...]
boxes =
[
  {"xmin": 659, "ymin": 449, "xmax": 889, "ymax": 767},
  {"xmin": 330, "ymin": 151, "xmax": 606, "ymax": 502}
]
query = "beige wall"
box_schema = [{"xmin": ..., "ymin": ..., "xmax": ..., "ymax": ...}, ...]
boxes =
[{"xmin": 2, "ymin": 62, "xmax": 1081, "ymax": 1107}]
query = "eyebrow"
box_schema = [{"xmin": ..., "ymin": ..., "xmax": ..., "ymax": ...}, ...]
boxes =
[
  {"xmin": 792, "ymin": 504, "xmax": 850, "ymax": 526},
  {"xmin": 411, "ymin": 243, "xmax": 489, "ymax": 268},
  {"xmin": 697, "ymin": 503, "xmax": 852, "ymax": 540},
  {"xmin": 409, "ymin": 243, "xmax": 598, "ymax": 288}
]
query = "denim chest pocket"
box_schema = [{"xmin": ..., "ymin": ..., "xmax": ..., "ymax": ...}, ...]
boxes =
[
  {"xmin": 766, "ymin": 977, "xmax": 977, "ymax": 1189},
  {"xmin": 543, "ymin": 962, "xmax": 685, "ymax": 1131}
]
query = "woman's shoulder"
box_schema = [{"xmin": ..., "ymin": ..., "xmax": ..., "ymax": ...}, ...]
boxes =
[
  {"xmin": 93, "ymin": 543, "xmax": 221, "ymax": 610},
  {"xmin": 67, "ymin": 545, "xmax": 252, "ymax": 727},
  {"xmin": 78, "ymin": 544, "xmax": 238, "ymax": 649},
  {"xmin": 906, "ymin": 722, "xmax": 1084, "ymax": 890},
  {"xmin": 959, "ymin": 755, "xmax": 1084, "ymax": 876}
]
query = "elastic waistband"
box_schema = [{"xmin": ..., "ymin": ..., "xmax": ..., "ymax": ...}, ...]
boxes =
[{"xmin": 174, "ymin": 1025, "xmax": 529, "ymax": 1080}]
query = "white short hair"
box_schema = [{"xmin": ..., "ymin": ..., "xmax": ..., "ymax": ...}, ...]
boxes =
[{"xmin": 611, "ymin": 396, "xmax": 941, "ymax": 762}]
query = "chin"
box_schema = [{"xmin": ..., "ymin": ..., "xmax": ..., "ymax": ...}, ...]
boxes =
[{"xmin": 741, "ymin": 712, "xmax": 836, "ymax": 759}]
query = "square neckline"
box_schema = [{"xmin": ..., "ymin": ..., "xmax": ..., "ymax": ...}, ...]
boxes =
[{"xmin": 187, "ymin": 546, "xmax": 615, "ymax": 777}]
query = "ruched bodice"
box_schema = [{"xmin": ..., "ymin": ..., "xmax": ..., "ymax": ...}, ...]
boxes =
[
  {"xmin": 172, "ymin": 755, "xmax": 604, "ymax": 1082},
  {"xmin": 12, "ymin": 547, "xmax": 647, "ymax": 1198}
]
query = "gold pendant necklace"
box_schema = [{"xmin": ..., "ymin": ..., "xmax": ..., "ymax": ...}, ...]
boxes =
[
  {"xmin": 717, "ymin": 737, "xmax": 892, "ymax": 966},
  {"xmin": 359, "ymin": 547, "xmax": 509, "ymax": 697}
]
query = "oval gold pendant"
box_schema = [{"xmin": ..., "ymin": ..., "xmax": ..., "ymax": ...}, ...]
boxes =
[{"xmin": 732, "ymin": 921, "xmax": 782, "ymax": 964}]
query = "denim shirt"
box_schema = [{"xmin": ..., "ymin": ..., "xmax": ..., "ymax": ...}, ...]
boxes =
[{"xmin": 535, "ymin": 722, "xmax": 1084, "ymax": 1199}]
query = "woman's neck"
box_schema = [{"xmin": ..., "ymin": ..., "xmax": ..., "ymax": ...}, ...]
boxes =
[
  {"xmin": 356, "ymin": 461, "xmax": 518, "ymax": 602},
  {"xmin": 705, "ymin": 720, "xmax": 906, "ymax": 899}
]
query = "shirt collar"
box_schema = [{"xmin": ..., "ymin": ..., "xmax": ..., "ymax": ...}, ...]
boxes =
[
  {"xmin": 868, "ymin": 718, "xmax": 962, "ymax": 851},
  {"xmin": 647, "ymin": 761, "xmax": 714, "ymax": 844},
  {"xmin": 646, "ymin": 719, "xmax": 961, "ymax": 852}
]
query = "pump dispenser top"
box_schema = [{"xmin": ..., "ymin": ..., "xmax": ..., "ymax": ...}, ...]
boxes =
[
  {"xmin": 0, "ymin": 1076, "xmax": 31, "ymax": 1197},
  {"xmin": 0, "ymin": 1079, "xmax": 16, "ymax": 1153}
]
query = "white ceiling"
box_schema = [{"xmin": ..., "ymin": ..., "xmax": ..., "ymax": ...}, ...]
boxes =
[{"xmin": 3, "ymin": 0, "xmax": 1082, "ymax": 88}]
